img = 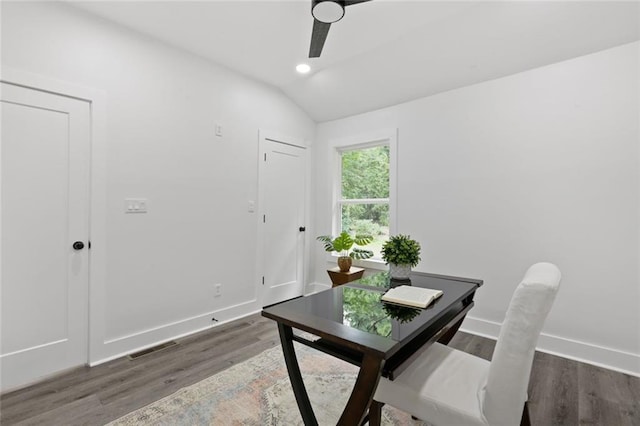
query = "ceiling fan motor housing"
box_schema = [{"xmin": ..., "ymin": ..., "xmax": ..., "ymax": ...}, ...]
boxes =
[
  {"xmin": 312, "ymin": 0, "xmax": 345, "ymax": 24},
  {"xmin": 309, "ymin": 0, "xmax": 370, "ymax": 57}
]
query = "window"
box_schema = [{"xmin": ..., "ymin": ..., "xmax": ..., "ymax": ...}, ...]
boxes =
[{"xmin": 334, "ymin": 131, "xmax": 396, "ymax": 262}]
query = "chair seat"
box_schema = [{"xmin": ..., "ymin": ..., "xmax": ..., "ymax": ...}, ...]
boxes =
[{"xmin": 374, "ymin": 343, "xmax": 490, "ymax": 426}]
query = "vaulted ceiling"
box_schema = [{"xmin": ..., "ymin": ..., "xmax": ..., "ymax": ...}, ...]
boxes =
[{"xmin": 71, "ymin": 1, "xmax": 640, "ymax": 122}]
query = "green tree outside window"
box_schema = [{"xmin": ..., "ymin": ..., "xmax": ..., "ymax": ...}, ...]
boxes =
[{"xmin": 340, "ymin": 145, "xmax": 390, "ymax": 258}]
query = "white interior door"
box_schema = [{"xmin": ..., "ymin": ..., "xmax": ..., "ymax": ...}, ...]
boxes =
[
  {"xmin": 259, "ymin": 135, "xmax": 306, "ymax": 307},
  {"xmin": 1, "ymin": 82, "xmax": 90, "ymax": 391}
]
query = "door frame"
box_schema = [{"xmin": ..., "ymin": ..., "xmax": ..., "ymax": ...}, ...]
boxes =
[
  {"xmin": 256, "ymin": 129, "xmax": 310, "ymax": 306},
  {"xmin": 1, "ymin": 66, "xmax": 107, "ymax": 366}
]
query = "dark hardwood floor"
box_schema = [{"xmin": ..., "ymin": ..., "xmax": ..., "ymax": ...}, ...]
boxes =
[{"xmin": 1, "ymin": 313, "xmax": 638, "ymax": 425}]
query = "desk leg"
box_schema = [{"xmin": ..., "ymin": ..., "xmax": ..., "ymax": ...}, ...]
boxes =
[
  {"xmin": 337, "ymin": 353, "xmax": 385, "ymax": 426},
  {"xmin": 437, "ymin": 315, "xmax": 466, "ymax": 345},
  {"xmin": 277, "ymin": 323, "xmax": 318, "ymax": 426}
]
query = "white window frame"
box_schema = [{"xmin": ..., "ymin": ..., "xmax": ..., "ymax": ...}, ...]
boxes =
[{"xmin": 329, "ymin": 129, "xmax": 397, "ymax": 270}]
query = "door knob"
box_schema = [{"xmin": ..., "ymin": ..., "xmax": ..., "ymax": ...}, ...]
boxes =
[
  {"xmin": 72, "ymin": 241, "xmax": 85, "ymax": 250},
  {"xmin": 299, "ymin": 226, "xmax": 306, "ymax": 232}
]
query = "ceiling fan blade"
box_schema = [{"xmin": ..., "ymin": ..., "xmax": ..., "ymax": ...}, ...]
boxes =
[
  {"xmin": 309, "ymin": 19, "xmax": 331, "ymax": 58},
  {"xmin": 344, "ymin": 0, "xmax": 371, "ymax": 6}
]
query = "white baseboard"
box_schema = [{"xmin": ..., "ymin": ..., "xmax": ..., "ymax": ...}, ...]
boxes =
[
  {"xmin": 461, "ymin": 316, "xmax": 640, "ymax": 377},
  {"xmin": 90, "ymin": 299, "xmax": 260, "ymax": 366},
  {"xmin": 89, "ymin": 295, "xmax": 639, "ymax": 378}
]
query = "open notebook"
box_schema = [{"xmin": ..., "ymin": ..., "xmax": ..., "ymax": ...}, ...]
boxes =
[{"xmin": 381, "ymin": 285, "xmax": 444, "ymax": 309}]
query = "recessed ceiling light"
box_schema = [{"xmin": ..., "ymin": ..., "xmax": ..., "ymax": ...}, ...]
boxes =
[{"xmin": 296, "ymin": 63, "xmax": 311, "ymax": 74}]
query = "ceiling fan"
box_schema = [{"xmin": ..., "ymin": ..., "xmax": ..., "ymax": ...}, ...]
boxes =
[{"xmin": 309, "ymin": 0, "xmax": 372, "ymax": 58}]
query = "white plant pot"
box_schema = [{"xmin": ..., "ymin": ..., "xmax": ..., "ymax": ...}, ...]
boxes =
[{"xmin": 389, "ymin": 263, "xmax": 412, "ymax": 280}]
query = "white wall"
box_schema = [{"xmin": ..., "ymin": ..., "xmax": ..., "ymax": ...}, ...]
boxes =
[
  {"xmin": 2, "ymin": 1, "xmax": 638, "ymax": 378},
  {"xmin": 314, "ymin": 42, "xmax": 640, "ymax": 375},
  {"xmin": 1, "ymin": 2, "xmax": 315, "ymax": 363}
]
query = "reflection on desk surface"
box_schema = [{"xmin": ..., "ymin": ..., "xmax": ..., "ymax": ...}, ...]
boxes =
[
  {"xmin": 263, "ymin": 270, "xmax": 480, "ymax": 345},
  {"xmin": 353, "ymin": 271, "xmax": 391, "ymax": 289},
  {"xmin": 342, "ymin": 286, "xmax": 434, "ymax": 339},
  {"xmin": 342, "ymin": 287, "xmax": 392, "ymax": 337}
]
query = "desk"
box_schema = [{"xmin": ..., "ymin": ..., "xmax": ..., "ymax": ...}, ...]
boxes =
[{"xmin": 262, "ymin": 271, "xmax": 482, "ymax": 426}]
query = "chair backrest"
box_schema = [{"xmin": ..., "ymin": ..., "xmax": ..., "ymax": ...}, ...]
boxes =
[{"xmin": 482, "ymin": 262, "xmax": 561, "ymax": 425}]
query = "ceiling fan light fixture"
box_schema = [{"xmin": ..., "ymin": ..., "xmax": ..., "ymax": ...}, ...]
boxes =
[{"xmin": 312, "ymin": 0, "xmax": 345, "ymax": 24}]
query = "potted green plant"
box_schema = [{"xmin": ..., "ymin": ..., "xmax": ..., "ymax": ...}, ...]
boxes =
[
  {"xmin": 381, "ymin": 234, "xmax": 421, "ymax": 280},
  {"xmin": 317, "ymin": 231, "xmax": 374, "ymax": 272}
]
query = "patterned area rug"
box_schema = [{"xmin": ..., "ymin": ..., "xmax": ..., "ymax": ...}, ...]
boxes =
[{"xmin": 108, "ymin": 342, "xmax": 422, "ymax": 426}]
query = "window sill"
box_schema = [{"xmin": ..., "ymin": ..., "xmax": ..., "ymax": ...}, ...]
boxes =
[
  {"xmin": 352, "ymin": 258, "xmax": 387, "ymax": 271},
  {"xmin": 326, "ymin": 254, "xmax": 388, "ymax": 271}
]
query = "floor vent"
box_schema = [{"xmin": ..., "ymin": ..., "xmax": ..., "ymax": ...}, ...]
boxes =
[{"xmin": 128, "ymin": 341, "xmax": 177, "ymax": 360}]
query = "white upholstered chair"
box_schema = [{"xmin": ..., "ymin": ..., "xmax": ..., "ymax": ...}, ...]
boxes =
[{"xmin": 369, "ymin": 262, "xmax": 561, "ymax": 426}]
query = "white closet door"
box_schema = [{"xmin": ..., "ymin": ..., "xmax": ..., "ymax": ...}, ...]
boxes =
[
  {"xmin": 259, "ymin": 136, "xmax": 306, "ymax": 307},
  {"xmin": 1, "ymin": 82, "xmax": 90, "ymax": 391}
]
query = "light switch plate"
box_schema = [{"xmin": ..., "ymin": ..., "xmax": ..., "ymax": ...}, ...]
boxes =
[{"xmin": 125, "ymin": 198, "xmax": 148, "ymax": 213}]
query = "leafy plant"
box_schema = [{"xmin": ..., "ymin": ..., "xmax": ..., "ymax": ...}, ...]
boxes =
[
  {"xmin": 381, "ymin": 234, "xmax": 421, "ymax": 267},
  {"xmin": 316, "ymin": 231, "xmax": 374, "ymax": 260}
]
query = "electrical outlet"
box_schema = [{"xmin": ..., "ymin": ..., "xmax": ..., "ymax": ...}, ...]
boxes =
[
  {"xmin": 124, "ymin": 198, "xmax": 148, "ymax": 213},
  {"xmin": 214, "ymin": 283, "xmax": 222, "ymax": 297}
]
